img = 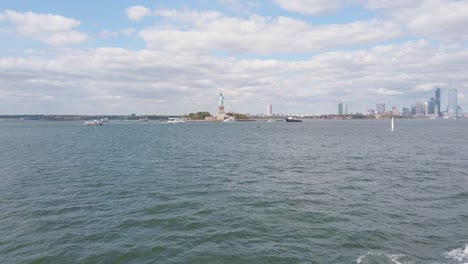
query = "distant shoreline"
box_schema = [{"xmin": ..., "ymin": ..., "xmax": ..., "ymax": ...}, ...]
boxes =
[{"xmin": 0, "ymin": 115, "xmax": 465, "ymax": 121}]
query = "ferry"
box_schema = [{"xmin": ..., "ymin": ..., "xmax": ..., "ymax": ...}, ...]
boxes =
[
  {"xmin": 85, "ymin": 120, "xmax": 103, "ymax": 125},
  {"xmin": 167, "ymin": 118, "xmax": 185, "ymax": 123},
  {"xmin": 285, "ymin": 117, "xmax": 302, "ymax": 122}
]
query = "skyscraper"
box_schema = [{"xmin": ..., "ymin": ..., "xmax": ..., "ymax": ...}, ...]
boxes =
[
  {"xmin": 402, "ymin": 107, "xmax": 410, "ymax": 116},
  {"xmin": 338, "ymin": 103, "xmax": 344, "ymax": 115},
  {"xmin": 427, "ymin": 98, "xmax": 435, "ymax": 115},
  {"xmin": 267, "ymin": 104, "xmax": 272, "ymax": 116},
  {"xmin": 448, "ymin": 89, "xmax": 457, "ymax": 117},
  {"xmin": 435, "ymin": 88, "xmax": 441, "ymax": 116},
  {"xmin": 376, "ymin": 104, "xmax": 385, "ymax": 114},
  {"xmin": 415, "ymin": 102, "xmax": 424, "ymax": 115},
  {"xmin": 344, "ymin": 104, "xmax": 348, "ymax": 115},
  {"xmin": 457, "ymin": 105, "xmax": 463, "ymax": 117}
]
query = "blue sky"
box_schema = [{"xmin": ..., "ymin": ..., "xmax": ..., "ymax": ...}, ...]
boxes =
[{"xmin": 0, "ymin": 0, "xmax": 467, "ymax": 115}]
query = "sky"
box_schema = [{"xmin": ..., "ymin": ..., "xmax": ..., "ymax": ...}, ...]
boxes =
[{"xmin": 0, "ymin": 0, "xmax": 467, "ymax": 115}]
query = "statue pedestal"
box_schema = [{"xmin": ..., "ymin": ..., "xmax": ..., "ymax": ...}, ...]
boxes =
[{"xmin": 217, "ymin": 106, "xmax": 226, "ymax": 121}]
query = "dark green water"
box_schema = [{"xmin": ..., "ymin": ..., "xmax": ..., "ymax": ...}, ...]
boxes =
[{"xmin": 1, "ymin": 119, "xmax": 467, "ymax": 263}]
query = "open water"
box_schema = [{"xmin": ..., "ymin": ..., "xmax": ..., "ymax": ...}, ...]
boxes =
[{"xmin": 0, "ymin": 119, "xmax": 467, "ymax": 263}]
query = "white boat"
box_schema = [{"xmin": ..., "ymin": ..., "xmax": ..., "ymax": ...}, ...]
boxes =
[
  {"xmin": 85, "ymin": 119, "xmax": 103, "ymax": 125},
  {"xmin": 167, "ymin": 118, "xmax": 185, "ymax": 123},
  {"xmin": 223, "ymin": 116, "xmax": 236, "ymax": 123},
  {"xmin": 285, "ymin": 116, "xmax": 302, "ymax": 122},
  {"xmin": 138, "ymin": 117, "xmax": 149, "ymax": 122},
  {"xmin": 101, "ymin": 118, "xmax": 109, "ymax": 122},
  {"xmin": 391, "ymin": 117, "xmax": 395, "ymax": 131},
  {"xmin": 266, "ymin": 118, "xmax": 273, "ymax": 123}
]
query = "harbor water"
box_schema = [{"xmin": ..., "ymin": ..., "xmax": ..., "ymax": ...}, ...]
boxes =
[{"xmin": 0, "ymin": 119, "xmax": 467, "ymax": 263}]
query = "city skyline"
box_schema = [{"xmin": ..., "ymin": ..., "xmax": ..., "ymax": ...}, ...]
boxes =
[
  {"xmin": 362, "ymin": 88, "xmax": 463, "ymax": 117},
  {"xmin": 0, "ymin": 1, "xmax": 467, "ymax": 115}
]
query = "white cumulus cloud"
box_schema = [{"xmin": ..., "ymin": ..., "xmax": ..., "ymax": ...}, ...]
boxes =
[
  {"xmin": 273, "ymin": 0, "xmax": 344, "ymax": 15},
  {"xmin": 362, "ymin": 0, "xmax": 468, "ymax": 41},
  {"xmin": 125, "ymin": 5, "xmax": 151, "ymax": 21},
  {"xmin": 0, "ymin": 10, "xmax": 87, "ymax": 45},
  {"xmin": 139, "ymin": 10, "xmax": 400, "ymax": 54}
]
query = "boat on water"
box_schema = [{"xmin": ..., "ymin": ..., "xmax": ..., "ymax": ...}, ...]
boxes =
[
  {"xmin": 101, "ymin": 118, "xmax": 109, "ymax": 122},
  {"xmin": 391, "ymin": 117, "xmax": 395, "ymax": 131},
  {"xmin": 85, "ymin": 119, "xmax": 103, "ymax": 125},
  {"xmin": 167, "ymin": 118, "xmax": 185, "ymax": 123},
  {"xmin": 285, "ymin": 117, "xmax": 302, "ymax": 122},
  {"xmin": 138, "ymin": 117, "xmax": 149, "ymax": 122},
  {"xmin": 266, "ymin": 119, "xmax": 273, "ymax": 123},
  {"xmin": 223, "ymin": 116, "xmax": 236, "ymax": 123}
]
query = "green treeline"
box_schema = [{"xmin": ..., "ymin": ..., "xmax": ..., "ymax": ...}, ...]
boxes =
[
  {"xmin": 185, "ymin": 112, "xmax": 211, "ymax": 120},
  {"xmin": 227, "ymin": 112, "xmax": 248, "ymax": 119}
]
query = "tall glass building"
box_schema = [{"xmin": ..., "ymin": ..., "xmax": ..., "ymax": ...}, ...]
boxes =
[
  {"xmin": 338, "ymin": 103, "xmax": 344, "ymax": 115},
  {"xmin": 376, "ymin": 103, "xmax": 385, "ymax": 114},
  {"xmin": 448, "ymin": 89, "xmax": 457, "ymax": 117},
  {"xmin": 435, "ymin": 88, "xmax": 441, "ymax": 115}
]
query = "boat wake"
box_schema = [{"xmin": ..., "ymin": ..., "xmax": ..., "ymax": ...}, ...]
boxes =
[
  {"xmin": 444, "ymin": 244, "xmax": 468, "ymax": 263},
  {"xmin": 357, "ymin": 253, "xmax": 414, "ymax": 264},
  {"xmin": 357, "ymin": 244, "xmax": 468, "ymax": 264}
]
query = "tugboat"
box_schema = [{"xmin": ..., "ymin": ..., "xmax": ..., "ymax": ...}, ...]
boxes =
[{"xmin": 285, "ymin": 116, "xmax": 302, "ymax": 122}]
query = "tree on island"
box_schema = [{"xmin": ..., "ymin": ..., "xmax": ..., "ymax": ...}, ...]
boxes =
[
  {"xmin": 185, "ymin": 112, "xmax": 211, "ymax": 120},
  {"xmin": 226, "ymin": 111, "xmax": 248, "ymax": 119}
]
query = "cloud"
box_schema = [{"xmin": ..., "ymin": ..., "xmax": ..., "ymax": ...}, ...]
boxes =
[
  {"xmin": 0, "ymin": 40, "xmax": 467, "ymax": 114},
  {"xmin": 125, "ymin": 5, "xmax": 151, "ymax": 21},
  {"xmin": 0, "ymin": 10, "xmax": 87, "ymax": 45},
  {"xmin": 139, "ymin": 10, "xmax": 400, "ymax": 54},
  {"xmin": 217, "ymin": 0, "xmax": 260, "ymax": 13},
  {"xmin": 154, "ymin": 9, "xmax": 223, "ymax": 24},
  {"xmin": 374, "ymin": 88, "xmax": 404, "ymax": 95},
  {"xmin": 362, "ymin": 0, "xmax": 468, "ymax": 41},
  {"xmin": 273, "ymin": 0, "xmax": 344, "ymax": 15}
]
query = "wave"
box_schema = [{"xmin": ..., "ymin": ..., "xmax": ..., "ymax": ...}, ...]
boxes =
[
  {"xmin": 357, "ymin": 253, "xmax": 415, "ymax": 264},
  {"xmin": 444, "ymin": 244, "xmax": 468, "ymax": 263}
]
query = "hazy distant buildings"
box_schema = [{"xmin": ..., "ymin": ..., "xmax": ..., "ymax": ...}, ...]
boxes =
[
  {"xmin": 376, "ymin": 104, "xmax": 385, "ymax": 114},
  {"xmin": 424, "ymin": 99, "xmax": 436, "ymax": 116},
  {"xmin": 267, "ymin": 104, "xmax": 272, "ymax": 116},
  {"xmin": 435, "ymin": 88, "xmax": 441, "ymax": 116},
  {"xmin": 410, "ymin": 105, "xmax": 416, "ymax": 115},
  {"xmin": 427, "ymin": 98, "xmax": 435, "ymax": 115},
  {"xmin": 320, "ymin": 87, "xmax": 463, "ymax": 119},
  {"xmin": 414, "ymin": 102, "xmax": 424, "ymax": 116},
  {"xmin": 457, "ymin": 105, "xmax": 463, "ymax": 117},
  {"xmin": 402, "ymin": 107, "xmax": 410, "ymax": 116},
  {"xmin": 448, "ymin": 89, "xmax": 457, "ymax": 117}
]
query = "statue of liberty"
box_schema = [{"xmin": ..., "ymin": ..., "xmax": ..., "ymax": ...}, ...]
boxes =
[{"xmin": 218, "ymin": 89, "xmax": 224, "ymax": 106}]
